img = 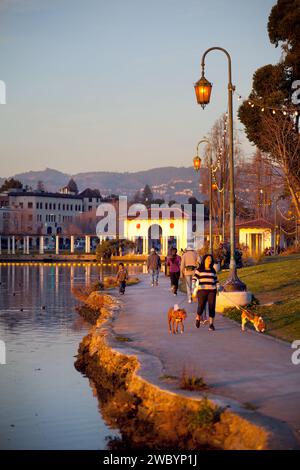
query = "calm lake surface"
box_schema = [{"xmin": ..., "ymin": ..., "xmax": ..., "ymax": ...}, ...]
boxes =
[{"xmin": 0, "ymin": 263, "xmax": 144, "ymax": 449}]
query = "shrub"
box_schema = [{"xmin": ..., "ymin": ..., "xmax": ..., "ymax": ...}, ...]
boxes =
[
  {"xmin": 179, "ymin": 367, "xmax": 208, "ymax": 392},
  {"xmin": 280, "ymin": 245, "xmax": 300, "ymax": 256},
  {"xmin": 188, "ymin": 398, "xmax": 222, "ymax": 429}
]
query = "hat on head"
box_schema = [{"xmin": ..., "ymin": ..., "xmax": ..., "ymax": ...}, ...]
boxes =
[
  {"xmin": 173, "ymin": 304, "xmax": 179, "ymax": 311},
  {"xmin": 186, "ymin": 246, "xmax": 194, "ymax": 251}
]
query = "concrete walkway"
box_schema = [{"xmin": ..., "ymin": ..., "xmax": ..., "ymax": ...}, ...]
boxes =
[{"xmin": 113, "ymin": 274, "xmax": 300, "ymax": 440}]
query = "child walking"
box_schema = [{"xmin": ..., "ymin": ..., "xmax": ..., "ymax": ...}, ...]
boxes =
[{"xmin": 116, "ymin": 262, "xmax": 128, "ymax": 295}]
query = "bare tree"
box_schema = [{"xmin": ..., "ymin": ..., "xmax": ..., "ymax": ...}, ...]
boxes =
[
  {"xmin": 205, "ymin": 114, "xmax": 243, "ymax": 239},
  {"xmin": 63, "ymin": 210, "xmax": 97, "ymax": 235},
  {"xmin": 260, "ymin": 112, "xmax": 300, "ymax": 218}
]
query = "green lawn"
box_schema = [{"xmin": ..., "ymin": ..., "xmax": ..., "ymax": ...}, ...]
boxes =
[{"xmin": 219, "ymin": 254, "xmax": 300, "ymax": 343}]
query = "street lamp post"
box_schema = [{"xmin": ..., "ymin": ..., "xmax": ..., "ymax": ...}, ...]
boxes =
[
  {"xmin": 194, "ymin": 46, "xmax": 246, "ymax": 291},
  {"xmin": 193, "ymin": 138, "xmax": 213, "ymax": 253}
]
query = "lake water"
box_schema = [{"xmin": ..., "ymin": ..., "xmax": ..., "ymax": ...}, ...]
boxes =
[{"xmin": 0, "ymin": 263, "xmax": 143, "ymax": 450}]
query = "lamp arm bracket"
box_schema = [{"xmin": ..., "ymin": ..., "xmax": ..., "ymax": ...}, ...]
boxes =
[{"xmin": 201, "ymin": 46, "xmax": 233, "ymax": 84}]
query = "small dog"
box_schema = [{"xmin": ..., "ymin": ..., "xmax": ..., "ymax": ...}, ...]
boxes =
[
  {"xmin": 168, "ymin": 304, "xmax": 187, "ymax": 334},
  {"xmin": 241, "ymin": 309, "xmax": 266, "ymax": 333}
]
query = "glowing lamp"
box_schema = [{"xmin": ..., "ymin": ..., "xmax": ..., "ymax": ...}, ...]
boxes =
[
  {"xmin": 212, "ymin": 183, "xmax": 218, "ymax": 190},
  {"xmin": 170, "ymin": 223, "xmax": 174, "ymax": 229},
  {"xmin": 193, "ymin": 156, "xmax": 201, "ymax": 171},
  {"xmin": 136, "ymin": 223, "xmax": 141, "ymax": 229},
  {"xmin": 194, "ymin": 75, "xmax": 212, "ymax": 108}
]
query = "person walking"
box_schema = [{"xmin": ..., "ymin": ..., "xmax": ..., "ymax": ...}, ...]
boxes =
[
  {"xmin": 166, "ymin": 247, "xmax": 181, "ymax": 295},
  {"xmin": 147, "ymin": 248, "xmax": 161, "ymax": 286},
  {"xmin": 193, "ymin": 254, "xmax": 220, "ymax": 331},
  {"xmin": 180, "ymin": 246, "xmax": 198, "ymax": 303},
  {"xmin": 116, "ymin": 262, "xmax": 128, "ymax": 295}
]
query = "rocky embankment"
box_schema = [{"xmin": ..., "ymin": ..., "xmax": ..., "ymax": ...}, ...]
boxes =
[{"xmin": 73, "ymin": 288, "xmax": 297, "ymax": 450}]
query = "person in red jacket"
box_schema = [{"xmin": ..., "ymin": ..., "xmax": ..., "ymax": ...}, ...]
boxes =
[{"xmin": 167, "ymin": 247, "xmax": 181, "ymax": 296}]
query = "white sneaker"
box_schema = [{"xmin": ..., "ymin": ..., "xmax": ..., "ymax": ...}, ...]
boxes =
[
  {"xmin": 188, "ymin": 299, "xmax": 192, "ymax": 303},
  {"xmin": 151, "ymin": 283, "xmax": 154, "ymax": 287}
]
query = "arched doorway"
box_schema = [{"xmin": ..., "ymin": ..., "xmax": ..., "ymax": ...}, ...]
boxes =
[{"xmin": 148, "ymin": 224, "xmax": 162, "ymax": 253}]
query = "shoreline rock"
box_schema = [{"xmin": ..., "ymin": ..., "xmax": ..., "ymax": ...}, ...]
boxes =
[{"xmin": 73, "ymin": 291, "xmax": 299, "ymax": 450}]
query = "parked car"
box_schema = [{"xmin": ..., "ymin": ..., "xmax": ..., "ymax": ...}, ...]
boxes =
[
  {"xmin": 44, "ymin": 240, "xmax": 55, "ymax": 251},
  {"xmin": 74, "ymin": 239, "xmax": 85, "ymax": 250}
]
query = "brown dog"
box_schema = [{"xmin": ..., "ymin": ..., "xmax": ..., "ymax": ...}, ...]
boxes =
[
  {"xmin": 168, "ymin": 305, "xmax": 187, "ymax": 334},
  {"xmin": 241, "ymin": 309, "xmax": 266, "ymax": 333}
]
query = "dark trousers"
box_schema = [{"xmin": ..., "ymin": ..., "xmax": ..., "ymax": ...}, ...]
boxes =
[
  {"xmin": 197, "ymin": 289, "xmax": 217, "ymax": 318},
  {"xmin": 170, "ymin": 272, "xmax": 180, "ymax": 294},
  {"xmin": 119, "ymin": 281, "xmax": 126, "ymax": 294}
]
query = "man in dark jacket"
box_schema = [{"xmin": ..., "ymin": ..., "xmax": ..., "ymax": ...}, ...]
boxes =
[{"xmin": 147, "ymin": 248, "xmax": 161, "ymax": 286}]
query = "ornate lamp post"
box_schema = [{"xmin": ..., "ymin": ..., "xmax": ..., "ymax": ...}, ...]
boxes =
[
  {"xmin": 194, "ymin": 47, "xmax": 246, "ymax": 291},
  {"xmin": 193, "ymin": 138, "xmax": 213, "ymax": 253}
]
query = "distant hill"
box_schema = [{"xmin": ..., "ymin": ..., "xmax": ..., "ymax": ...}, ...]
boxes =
[
  {"xmin": 12, "ymin": 168, "xmax": 70, "ymax": 192},
  {"xmin": 1, "ymin": 166, "xmax": 206, "ymax": 203}
]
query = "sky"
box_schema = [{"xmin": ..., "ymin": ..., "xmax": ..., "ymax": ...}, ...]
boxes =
[{"xmin": 0, "ymin": 0, "xmax": 280, "ymax": 176}]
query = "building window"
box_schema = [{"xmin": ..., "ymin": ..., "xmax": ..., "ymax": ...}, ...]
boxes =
[
  {"xmin": 66, "ymin": 204, "xmax": 69, "ymax": 211},
  {"xmin": 36, "ymin": 202, "xmax": 39, "ymax": 209},
  {"xmin": 45, "ymin": 203, "xmax": 48, "ymax": 210},
  {"xmin": 89, "ymin": 198, "xmax": 92, "ymax": 203},
  {"xmin": 53, "ymin": 203, "xmax": 56, "ymax": 210},
  {"xmin": 63, "ymin": 204, "xmax": 65, "ymax": 210},
  {"xmin": 40, "ymin": 202, "xmax": 43, "ymax": 209},
  {"xmin": 88, "ymin": 206, "xmax": 92, "ymax": 211},
  {"xmin": 28, "ymin": 202, "xmax": 33, "ymax": 209},
  {"xmin": 49, "ymin": 203, "xmax": 52, "ymax": 210},
  {"xmin": 58, "ymin": 203, "xmax": 61, "ymax": 210},
  {"xmin": 19, "ymin": 202, "xmax": 23, "ymax": 209}
]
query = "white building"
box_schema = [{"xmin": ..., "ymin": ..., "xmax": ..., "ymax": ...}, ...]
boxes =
[
  {"xmin": 122, "ymin": 206, "xmax": 202, "ymax": 255},
  {"xmin": 0, "ymin": 178, "xmax": 104, "ymax": 236},
  {"xmin": 6, "ymin": 189, "xmax": 84, "ymax": 235}
]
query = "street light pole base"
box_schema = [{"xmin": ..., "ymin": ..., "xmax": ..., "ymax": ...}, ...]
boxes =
[{"xmin": 223, "ymin": 269, "xmax": 247, "ymax": 292}]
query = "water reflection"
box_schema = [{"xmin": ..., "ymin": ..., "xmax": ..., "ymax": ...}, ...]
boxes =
[{"xmin": 0, "ymin": 263, "xmax": 144, "ymax": 449}]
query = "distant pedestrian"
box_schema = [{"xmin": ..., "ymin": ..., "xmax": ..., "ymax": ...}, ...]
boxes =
[
  {"xmin": 147, "ymin": 248, "xmax": 161, "ymax": 286},
  {"xmin": 116, "ymin": 262, "xmax": 128, "ymax": 295},
  {"xmin": 167, "ymin": 247, "xmax": 181, "ymax": 295},
  {"xmin": 180, "ymin": 246, "xmax": 198, "ymax": 303},
  {"xmin": 193, "ymin": 254, "xmax": 219, "ymax": 331}
]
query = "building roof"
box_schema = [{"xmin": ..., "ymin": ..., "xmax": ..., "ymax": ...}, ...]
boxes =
[
  {"xmin": 79, "ymin": 188, "xmax": 101, "ymax": 198},
  {"xmin": 127, "ymin": 206, "xmax": 190, "ymax": 220},
  {"xmin": 8, "ymin": 191, "xmax": 83, "ymax": 200},
  {"xmin": 60, "ymin": 178, "xmax": 78, "ymax": 194},
  {"xmin": 236, "ymin": 218, "xmax": 274, "ymax": 229}
]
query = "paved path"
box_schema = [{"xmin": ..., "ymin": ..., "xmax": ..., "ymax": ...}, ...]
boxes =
[{"xmin": 113, "ymin": 275, "xmax": 300, "ymax": 439}]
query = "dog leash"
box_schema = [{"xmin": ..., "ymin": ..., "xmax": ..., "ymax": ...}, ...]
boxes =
[
  {"xmin": 218, "ymin": 290, "xmax": 245, "ymax": 312},
  {"xmin": 219, "ymin": 290, "xmax": 258, "ymax": 316}
]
